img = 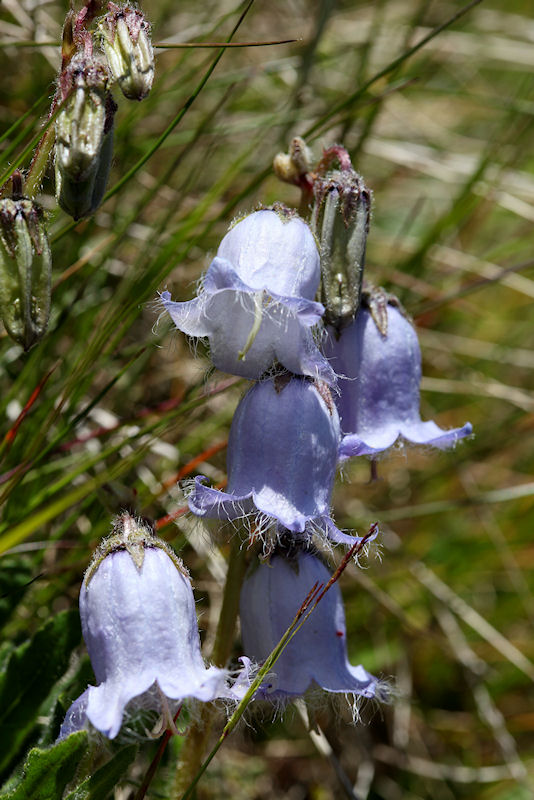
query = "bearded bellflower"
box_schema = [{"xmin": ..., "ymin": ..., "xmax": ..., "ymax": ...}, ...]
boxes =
[
  {"xmin": 240, "ymin": 541, "xmax": 381, "ymax": 702},
  {"xmin": 188, "ymin": 373, "xmax": 362, "ymax": 546},
  {"xmin": 160, "ymin": 208, "xmax": 335, "ymax": 384},
  {"xmin": 324, "ymin": 292, "xmax": 472, "ymax": 458},
  {"xmin": 59, "ymin": 515, "xmax": 237, "ymax": 740}
]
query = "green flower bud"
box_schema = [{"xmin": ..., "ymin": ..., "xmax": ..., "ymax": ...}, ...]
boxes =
[
  {"xmin": 98, "ymin": 4, "xmax": 154, "ymax": 101},
  {"xmin": 55, "ymin": 93, "xmax": 116, "ymax": 220},
  {"xmin": 55, "ymin": 53, "xmax": 109, "ymax": 183},
  {"xmin": 0, "ymin": 177, "xmax": 51, "ymax": 350},
  {"xmin": 311, "ymin": 168, "xmax": 371, "ymax": 332}
]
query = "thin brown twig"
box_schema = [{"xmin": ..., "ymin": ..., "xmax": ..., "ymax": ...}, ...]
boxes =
[{"xmin": 134, "ymin": 706, "xmax": 183, "ymax": 800}]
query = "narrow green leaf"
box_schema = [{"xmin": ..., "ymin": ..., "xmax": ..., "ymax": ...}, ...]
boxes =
[
  {"xmin": 0, "ymin": 455, "xmax": 140, "ymax": 555},
  {"xmin": 0, "ymin": 732, "xmax": 87, "ymax": 800},
  {"xmin": 0, "ymin": 93, "xmax": 49, "ymax": 148},
  {"xmin": 64, "ymin": 745, "xmax": 137, "ymax": 800},
  {"xmin": 304, "ymin": 0, "xmax": 484, "ymax": 139},
  {"xmin": 0, "ymin": 558, "xmax": 33, "ymax": 629},
  {"xmin": 0, "ymin": 610, "xmax": 81, "ymax": 775}
]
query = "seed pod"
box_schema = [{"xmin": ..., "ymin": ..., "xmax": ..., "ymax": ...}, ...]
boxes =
[
  {"xmin": 98, "ymin": 4, "xmax": 154, "ymax": 101},
  {"xmin": 0, "ymin": 178, "xmax": 51, "ymax": 350},
  {"xmin": 55, "ymin": 92, "xmax": 116, "ymax": 220},
  {"xmin": 55, "ymin": 52, "xmax": 109, "ymax": 184},
  {"xmin": 311, "ymin": 168, "xmax": 371, "ymax": 333}
]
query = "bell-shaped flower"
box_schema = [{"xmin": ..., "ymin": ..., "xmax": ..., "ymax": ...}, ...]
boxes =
[
  {"xmin": 160, "ymin": 208, "xmax": 335, "ymax": 384},
  {"xmin": 59, "ymin": 516, "xmax": 236, "ymax": 740},
  {"xmin": 240, "ymin": 545, "xmax": 381, "ymax": 701},
  {"xmin": 324, "ymin": 301, "xmax": 472, "ymax": 458},
  {"xmin": 188, "ymin": 374, "xmax": 361, "ymax": 547}
]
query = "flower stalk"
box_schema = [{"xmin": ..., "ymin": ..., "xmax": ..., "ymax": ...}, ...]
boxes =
[
  {"xmin": 179, "ymin": 528, "xmax": 376, "ymax": 800},
  {"xmin": 171, "ymin": 534, "xmax": 249, "ymax": 799}
]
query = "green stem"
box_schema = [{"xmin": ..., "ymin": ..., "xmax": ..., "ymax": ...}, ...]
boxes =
[
  {"xmin": 171, "ymin": 536, "xmax": 249, "ymax": 798},
  {"xmin": 180, "ymin": 532, "xmax": 375, "ymax": 800},
  {"xmin": 24, "ymin": 117, "xmax": 57, "ymax": 198},
  {"xmin": 212, "ymin": 537, "xmax": 249, "ymax": 667}
]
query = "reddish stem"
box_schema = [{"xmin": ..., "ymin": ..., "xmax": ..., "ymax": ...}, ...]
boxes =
[
  {"xmin": 317, "ymin": 144, "xmax": 353, "ymax": 175},
  {"xmin": 157, "ymin": 440, "xmax": 227, "ymax": 495},
  {"xmin": 1, "ymin": 365, "xmax": 57, "ymax": 455},
  {"xmin": 134, "ymin": 705, "xmax": 183, "ymax": 800}
]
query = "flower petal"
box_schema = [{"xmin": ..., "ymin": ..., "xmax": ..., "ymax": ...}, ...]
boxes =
[
  {"xmin": 58, "ymin": 689, "xmax": 90, "ymax": 739},
  {"xmin": 188, "ymin": 379, "xmax": 342, "ymax": 534},
  {"xmin": 216, "ymin": 209, "xmax": 320, "ymax": 299},
  {"xmin": 226, "ymin": 379, "xmax": 339, "ymax": 523},
  {"xmin": 160, "ymin": 290, "xmax": 210, "ymax": 338},
  {"xmin": 320, "ymin": 516, "xmax": 369, "ymax": 547},
  {"xmin": 325, "ymin": 305, "xmax": 472, "ymax": 456},
  {"xmin": 339, "ymin": 421, "xmax": 473, "ymax": 458},
  {"xmin": 187, "ymin": 475, "xmax": 255, "ymax": 520},
  {"xmin": 77, "ymin": 526, "xmax": 235, "ymax": 738},
  {"xmin": 240, "ymin": 550, "xmax": 380, "ymax": 700}
]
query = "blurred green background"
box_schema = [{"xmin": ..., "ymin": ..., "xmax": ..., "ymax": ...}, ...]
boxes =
[{"xmin": 0, "ymin": 0, "xmax": 533, "ymax": 797}]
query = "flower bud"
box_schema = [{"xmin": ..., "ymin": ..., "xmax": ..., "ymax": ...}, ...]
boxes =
[
  {"xmin": 55, "ymin": 93, "xmax": 116, "ymax": 220},
  {"xmin": 273, "ymin": 136, "xmax": 314, "ymax": 186},
  {"xmin": 0, "ymin": 176, "xmax": 51, "ymax": 350},
  {"xmin": 98, "ymin": 4, "xmax": 154, "ymax": 101},
  {"xmin": 311, "ymin": 168, "xmax": 371, "ymax": 332},
  {"xmin": 55, "ymin": 52, "xmax": 109, "ymax": 184}
]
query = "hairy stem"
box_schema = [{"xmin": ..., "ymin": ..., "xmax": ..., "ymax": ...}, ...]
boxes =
[{"xmin": 25, "ymin": 97, "xmax": 59, "ymax": 199}]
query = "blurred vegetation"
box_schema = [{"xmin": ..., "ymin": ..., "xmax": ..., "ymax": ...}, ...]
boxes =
[{"xmin": 0, "ymin": 0, "xmax": 533, "ymax": 797}]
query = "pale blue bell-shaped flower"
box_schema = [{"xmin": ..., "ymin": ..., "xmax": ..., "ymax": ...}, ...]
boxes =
[
  {"xmin": 189, "ymin": 374, "xmax": 362, "ymax": 547},
  {"xmin": 324, "ymin": 303, "xmax": 472, "ymax": 458},
  {"xmin": 240, "ymin": 544, "xmax": 381, "ymax": 701},
  {"xmin": 161, "ymin": 208, "xmax": 335, "ymax": 384},
  {"xmin": 59, "ymin": 516, "xmax": 236, "ymax": 739}
]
